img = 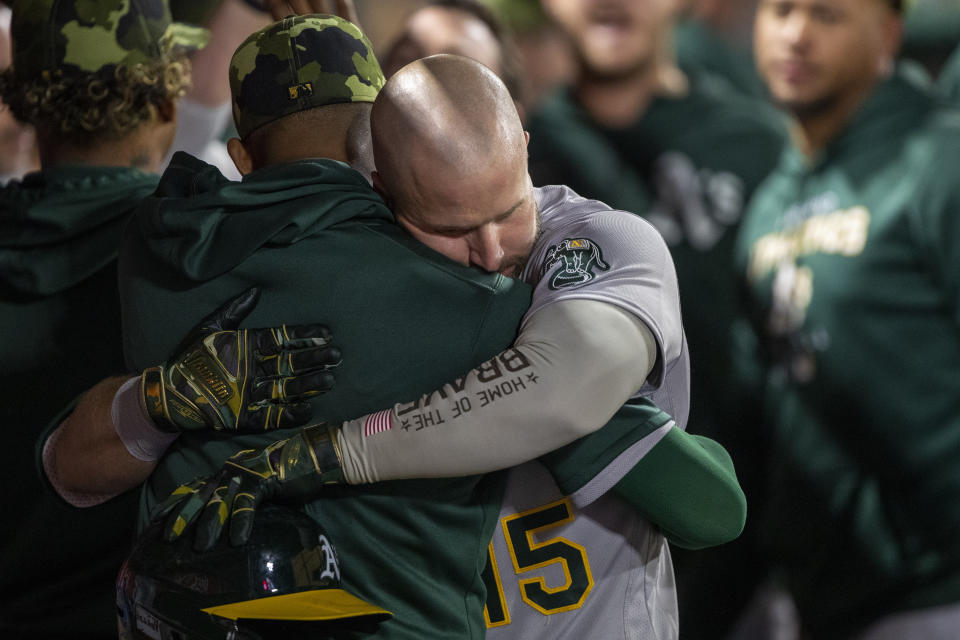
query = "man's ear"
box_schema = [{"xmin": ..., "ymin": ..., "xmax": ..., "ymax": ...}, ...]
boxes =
[
  {"xmin": 524, "ymin": 130, "xmax": 530, "ymax": 147},
  {"xmin": 227, "ymin": 137, "xmax": 254, "ymax": 176},
  {"xmin": 156, "ymin": 98, "xmax": 178, "ymax": 124}
]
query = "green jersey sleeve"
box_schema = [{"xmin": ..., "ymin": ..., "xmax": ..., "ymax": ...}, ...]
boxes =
[{"xmin": 537, "ymin": 400, "xmax": 746, "ymax": 549}]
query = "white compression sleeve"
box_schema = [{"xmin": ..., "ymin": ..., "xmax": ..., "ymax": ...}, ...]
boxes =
[{"xmin": 337, "ymin": 298, "xmax": 656, "ymax": 483}]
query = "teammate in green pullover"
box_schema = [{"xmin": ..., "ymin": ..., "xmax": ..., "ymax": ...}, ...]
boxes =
[
  {"xmin": 0, "ymin": 0, "xmax": 205, "ymax": 636},
  {"xmin": 737, "ymin": 0, "xmax": 960, "ymax": 636}
]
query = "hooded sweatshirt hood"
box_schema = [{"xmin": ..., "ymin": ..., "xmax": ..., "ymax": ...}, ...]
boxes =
[
  {"xmin": 136, "ymin": 152, "xmax": 392, "ymax": 282},
  {"xmin": 0, "ymin": 166, "xmax": 157, "ymax": 296}
]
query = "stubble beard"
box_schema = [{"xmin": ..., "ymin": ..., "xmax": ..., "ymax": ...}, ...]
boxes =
[
  {"xmin": 777, "ymin": 91, "xmax": 840, "ymax": 122},
  {"xmin": 765, "ymin": 69, "xmax": 842, "ymax": 123},
  {"xmin": 578, "ymin": 46, "xmax": 654, "ymax": 85},
  {"xmin": 501, "ymin": 203, "xmax": 543, "ymax": 279}
]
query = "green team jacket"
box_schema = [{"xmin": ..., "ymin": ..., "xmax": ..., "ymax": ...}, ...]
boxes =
[
  {"xmin": 0, "ymin": 166, "xmax": 157, "ymax": 639},
  {"xmin": 122, "ymin": 153, "xmax": 536, "ymax": 640},
  {"xmin": 526, "ymin": 77, "xmax": 785, "ymax": 469},
  {"xmin": 736, "ymin": 70, "xmax": 960, "ymax": 637},
  {"xmin": 939, "ymin": 43, "xmax": 960, "ymax": 104}
]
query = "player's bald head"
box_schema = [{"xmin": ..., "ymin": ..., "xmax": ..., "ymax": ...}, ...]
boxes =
[
  {"xmin": 370, "ymin": 54, "xmax": 538, "ymax": 277},
  {"xmin": 371, "ymin": 54, "xmax": 526, "ymax": 212}
]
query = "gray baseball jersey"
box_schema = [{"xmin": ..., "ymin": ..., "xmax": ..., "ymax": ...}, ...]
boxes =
[{"xmin": 484, "ymin": 185, "xmax": 688, "ymax": 639}]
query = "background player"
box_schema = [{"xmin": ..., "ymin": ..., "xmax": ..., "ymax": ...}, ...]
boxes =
[
  {"xmin": 736, "ymin": 0, "xmax": 960, "ymax": 636},
  {"xmin": 0, "ymin": 0, "xmax": 205, "ymax": 635},
  {"xmin": 0, "ymin": 4, "xmax": 37, "ymax": 183},
  {"xmin": 378, "ymin": 0, "xmax": 528, "ymax": 116}
]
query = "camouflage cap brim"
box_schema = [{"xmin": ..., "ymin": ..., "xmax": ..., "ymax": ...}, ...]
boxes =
[{"xmin": 160, "ymin": 21, "xmax": 211, "ymax": 55}]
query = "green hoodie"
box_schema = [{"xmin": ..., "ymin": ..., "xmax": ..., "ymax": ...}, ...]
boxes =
[
  {"xmin": 0, "ymin": 166, "xmax": 157, "ymax": 638},
  {"xmin": 121, "ymin": 152, "xmax": 533, "ymax": 640},
  {"xmin": 736, "ymin": 69, "xmax": 960, "ymax": 636},
  {"xmin": 939, "ymin": 43, "xmax": 960, "ymax": 104}
]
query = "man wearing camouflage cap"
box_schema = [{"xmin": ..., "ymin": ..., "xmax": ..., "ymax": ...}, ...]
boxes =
[
  {"xmin": 0, "ymin": 0, "xmax": 206, "ymax": 636},
  {"xmin": 109, "ymin": 14, "xmax": 531, "ymax": 638}
]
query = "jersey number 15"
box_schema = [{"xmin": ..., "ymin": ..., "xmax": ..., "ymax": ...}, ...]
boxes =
[{"xmin": 482, "ymin": 498, "xmax": 595, "ymax": 627}]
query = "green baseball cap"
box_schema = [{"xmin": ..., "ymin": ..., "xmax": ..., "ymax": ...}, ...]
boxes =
[
  {"xmin": 230, "ymin": 14, "xmax": 385, "ymax": 139},
  {"xmin": 10, "ymin": 0, "xmax": 209, "ymax": 81}
]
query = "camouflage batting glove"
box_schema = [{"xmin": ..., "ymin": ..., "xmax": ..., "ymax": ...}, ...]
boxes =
[
  {"xmin": 156, "ymin": 423, "xmax": 344, "ymax": 550},
  {"xmin": 141, "ymin": 290, "xmax": 341, "ymax": 433}
]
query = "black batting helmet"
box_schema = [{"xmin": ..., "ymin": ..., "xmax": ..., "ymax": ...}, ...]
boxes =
[{"xmin": 116, "ymin": 504, "xmax": 391, "ymax": 640}]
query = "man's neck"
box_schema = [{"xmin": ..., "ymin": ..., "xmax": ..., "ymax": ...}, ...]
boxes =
[
  {"xmin": 259, "ymin": 141, "xmax": 374, "ymax": 184},
  {"xmin": 261, "ymin": 139, "xmax": 350, "ymax": 168},
  {"xmin": 39, "ymin": 127, "xmax": 169, "ymax": 174},
  {"xmin": 574, "ymin": 54, "xmax": 688, "ymax": 129}
]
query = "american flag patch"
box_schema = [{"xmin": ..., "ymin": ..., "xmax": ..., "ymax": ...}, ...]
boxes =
[{"xmin": 363, "ymin": 409, "xmax": 393, "ymax": 437}]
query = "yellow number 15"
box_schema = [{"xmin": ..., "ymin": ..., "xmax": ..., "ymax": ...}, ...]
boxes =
[{"xmin": 482, "ymin": 498, "xmax": 594, "ymax": 627}]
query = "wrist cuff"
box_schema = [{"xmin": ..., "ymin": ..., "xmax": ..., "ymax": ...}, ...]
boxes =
[
  {"xmin": 303, "ymin": 423, "xmax": 345, "ymax": 484},
  {"xmin": 114, "ymin": 376, "xmax": 179, "ymax": 461}
]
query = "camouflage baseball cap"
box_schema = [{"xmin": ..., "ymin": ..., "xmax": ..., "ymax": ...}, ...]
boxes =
[
  {"xmin": 11, "ymin": 0, "xmax": 209, "ymax": 81},
  {"xmin": 230, "ymin": 14, "xmax": 385, "ymax": 139}
]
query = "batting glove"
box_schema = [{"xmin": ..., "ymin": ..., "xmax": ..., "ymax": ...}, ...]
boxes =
[
  {"xmin": 156, "ymin": 423, "xmax": 343, "ymax": 550},
  {"xmin": 141, "ymin": 288, "xmax": 341, "ymax": 433}
]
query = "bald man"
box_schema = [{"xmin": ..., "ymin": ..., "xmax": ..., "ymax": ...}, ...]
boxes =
[{"xmin": 369, "ymin": 55, "xmax": 689, "ymax": 638}]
